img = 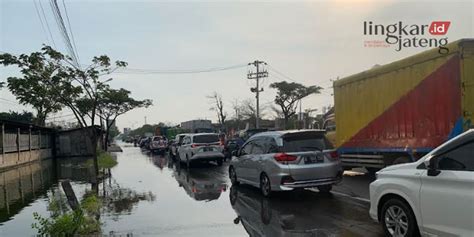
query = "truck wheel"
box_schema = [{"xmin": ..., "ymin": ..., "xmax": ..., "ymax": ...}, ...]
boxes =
[{"xmin": 393, "ymin": 156, "xmax": 411, "ymax": 165}]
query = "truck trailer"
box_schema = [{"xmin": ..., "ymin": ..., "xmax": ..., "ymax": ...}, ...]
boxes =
[{"xmin": 333, "ymin": 39, "xmax": 473, "ymax": 171}]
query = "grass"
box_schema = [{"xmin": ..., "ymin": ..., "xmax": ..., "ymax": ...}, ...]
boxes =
[{"xmin": 87, "ymin": 149, "xmax": 118, "ymax": 169}]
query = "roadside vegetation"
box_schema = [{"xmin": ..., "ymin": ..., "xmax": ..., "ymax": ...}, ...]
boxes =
[{"xmin": 32, "ymin": 193, "xmax": 102, "ymax": 236}]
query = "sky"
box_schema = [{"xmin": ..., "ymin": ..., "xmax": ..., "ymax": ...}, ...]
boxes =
[{"xmin": 1, "ymin": 0, "xmax": 473, "ymax": 131}]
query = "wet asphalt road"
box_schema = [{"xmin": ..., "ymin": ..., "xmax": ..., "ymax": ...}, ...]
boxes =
[
  {"xmin": 113, "ymin": 143, "xmax": 384, "ymax": 237},
  {"xmin": 0, "ymin": 143, "xmax": 383, "ymax": 236}
]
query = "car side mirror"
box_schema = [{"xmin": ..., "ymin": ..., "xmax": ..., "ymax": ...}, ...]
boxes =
[
  {"xmin": 231, "ymin": 150, "xmax": 239, "ymax": 157},
  {"xmin": 425, "ymin": 156, "xmax": 441, "ymax": 176}
]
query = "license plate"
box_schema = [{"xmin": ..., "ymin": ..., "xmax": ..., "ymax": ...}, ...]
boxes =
[
  {"xmin": 202, "ymin": 147, "xmax": 215, "ymax": 152},
  {"xmin": 304, "ymin": 155, "xmax": 323, "ymax": 164}
]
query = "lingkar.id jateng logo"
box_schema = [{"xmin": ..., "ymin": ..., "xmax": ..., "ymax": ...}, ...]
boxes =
[{"xmin": 363, "ymin": 21, "xmax": 451, "ymax": 54}]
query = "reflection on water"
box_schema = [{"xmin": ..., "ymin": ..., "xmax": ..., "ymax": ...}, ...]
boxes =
[
  {"xmin": 229, "ymin": 186, "xmax": 382, "ymax": 237},
  {"xmin": 0, "ymin": 156, "xmax": 157, "ymax": 230},
  {"xmin": 171, "ymin": 161, "xmax": 227, "ymax": 202},
  {"xmin": 0, "ymin": 159, "xmax": 55, "ymax": 224},
  {"xmin": 101, "ymin": 178, "xmax": 156, "ymax": 221}
]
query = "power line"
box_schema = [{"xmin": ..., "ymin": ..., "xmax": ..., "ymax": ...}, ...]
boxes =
[
  {"xmin": 49, "ymin": 0, "xmax": 80, "ymax": 68},
  {"xmin": 61, "ymin": 0, "xmax": 80, "ymax": 65},
  {"xmin": 38, "ymin": 0, "xmax": 57, "ymax": 48},
  {"xmin": 33, "ymin": 0, "xmax": 51, "ymax": 46},
  {"xmin": 114, "ymin": 63, "xmax": 247, "ymax": 74}
]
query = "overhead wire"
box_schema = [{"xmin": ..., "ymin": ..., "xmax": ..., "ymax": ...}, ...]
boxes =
[
  {"xmin": 61, "ymin": 0, "xmax": 80, "ymax": 65},
  {"xmin": 114, "ymin": 63, "xmax": 248, "ymax": 74},
  {"xmin": 38, "ymin": 0, "xmax": 57, "ymax": 48},
  {"xmin": 33, "ymin": 0, "xmax": 52, "ymax": 46},
  {"xmin": 49, "ymin": 0, "xmax": 80, "ymax": 68}
]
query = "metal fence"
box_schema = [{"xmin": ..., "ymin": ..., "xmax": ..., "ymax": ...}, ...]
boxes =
[{"xmin": 1, "ymin": 127, "xmax": 53, "ymax": 154}]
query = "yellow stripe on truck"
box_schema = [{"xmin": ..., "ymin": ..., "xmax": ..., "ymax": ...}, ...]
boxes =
[{"xmin": 334, "ymin": 41, "xmax": 464, "ymax": 147}]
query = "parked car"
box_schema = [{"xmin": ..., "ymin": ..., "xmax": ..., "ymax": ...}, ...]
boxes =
[
  {"xmin": 369, "ymin": 129, "xmax": 474, "ymax": 237},
  {"xmin": 177, "ymin": 133, "xmax": 225, "ymax": 167},
  {"xmin": 223, "ymin": 138, "xmax": 242, "ymax": 160},
  {"xmin": 169, "ymin": 133, "xmax": 190, "ymax": 158},
  {"xmin": 139, "ymin": 137, "xmax": 151, "ymax": 149},
  {"xmin": 149, "ymin": 136, "xmax": 168, "ymax": 154},
  {"xmin": 229, "ymin": 129, "xmax": 342, "ymax": 197}
]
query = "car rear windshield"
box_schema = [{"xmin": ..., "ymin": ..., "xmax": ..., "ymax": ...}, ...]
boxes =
[
  {"xmin": 193, "ymin": 134, "xmax": 219, "ymax": 143},
  {"xmin": 281, "ymin": 132, "xmax": 334, "ymax": 152}
]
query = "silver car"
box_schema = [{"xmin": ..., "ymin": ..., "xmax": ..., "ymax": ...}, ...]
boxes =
[
  {"xmin": 229, "ymin": 130, "xmax": 343, "ymax": 197},
  {"xmin": 177, "ymin": 133, "xmax": 225, "ymax": 167}
]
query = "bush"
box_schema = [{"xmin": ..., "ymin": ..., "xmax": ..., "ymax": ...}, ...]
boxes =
[{"xmin": 32, "ymin": 194, "xmax": 102, "ymax": 236}]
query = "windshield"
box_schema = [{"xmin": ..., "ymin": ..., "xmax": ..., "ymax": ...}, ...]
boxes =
[
  {"xmin": 193, "ymin": 135, "xmax": 219, "ymax": 143},
  {"xmin": 281, "ymin": 133, "xmax": 333, "ymax": 152}
]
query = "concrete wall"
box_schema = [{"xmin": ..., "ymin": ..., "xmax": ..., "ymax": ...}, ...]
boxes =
[
  {"xmin": 0, "ymin": 159, "xmax": 55, "ymax": 221},
  {"xmin": 56, "ymin": 127, "xmax": 100, "ymax": 158},
  {"xmin": 0, "ymin": 150, "xmax": 53, "ymax": 171}
]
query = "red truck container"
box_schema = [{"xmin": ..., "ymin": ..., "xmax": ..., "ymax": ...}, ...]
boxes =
[{"xmin": 333, "ymin": 39, "xmax": 474, "ymax": 171}]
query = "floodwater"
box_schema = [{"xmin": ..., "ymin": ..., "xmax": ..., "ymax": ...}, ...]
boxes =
[{"xmin": 0, "ymin": 143, "xmax": 383, "ymax": 236}]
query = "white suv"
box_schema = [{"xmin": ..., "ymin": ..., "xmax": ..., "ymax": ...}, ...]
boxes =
[
  {"xmin": 369, "ymin": 129, "xmax": 474, "ymax": 237},
  {"xmin": 177, "ymin": 133, "xmax": 224, "ymax": 167}
]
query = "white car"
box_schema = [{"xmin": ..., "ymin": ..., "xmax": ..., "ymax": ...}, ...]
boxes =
[
  {"xmin": 369, "ymin": 129, "xmax": 474, "ymax": 237},
  {"xmin": 177, "ymin": 133, "xmax": 224, "ymax": 167}
]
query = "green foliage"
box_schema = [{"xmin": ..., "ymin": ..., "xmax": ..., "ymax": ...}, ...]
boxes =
[
  {"xmin": 87, "ymin": 150, "xmax": 117, "ymax": 169},
  {"xmin": 32, "ymin": 194, "xmax": 102, "ymax": 236},
  {"xmin": 0, "ymin": 110, "xmax": 35, "ymax": 123},
  {"xmin": 270, "ymin": 81, "xmax": 322, "ymax": 127},
  {"xmin": 0, "ymin": 45, "xmax": 129, "ymax": 128}
]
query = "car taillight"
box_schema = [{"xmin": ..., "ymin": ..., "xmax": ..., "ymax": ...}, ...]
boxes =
[{"xmin": 274, "ymin": 153, "xmax": 297, "ymax": 162}]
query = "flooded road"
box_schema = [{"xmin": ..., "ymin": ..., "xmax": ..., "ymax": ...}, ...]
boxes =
[{"xmin": 0, "ymin": 144, "xmax": 383, "ymax": 236}]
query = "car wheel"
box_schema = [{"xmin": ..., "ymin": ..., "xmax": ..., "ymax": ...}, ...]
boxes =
[
  {"xmin": 229, "ymin": 186, "xmax": 238, "ymax": 205},
  {"xmin": 260, "ymin": 173, "xmax": 272, "ymax": 197},
  {"xmin": 229, "ymin": 166, "xmax": 239, "ymax": 185},
  {"xmin": 217, "ymin": 158, "xmax": 223, "ymax": 166},
  {"xmin": 381, "ymin": 198, "xmax": 419, "ymax": 237},
  {"xmin": 317, "ymin": 184, "xmax": 332, "ymax": 193}
]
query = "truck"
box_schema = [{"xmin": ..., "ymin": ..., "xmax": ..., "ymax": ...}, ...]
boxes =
[
  {"xmin": 180, "ymin": 119, "xmax": 213, "ymax": 133},
  {"xmin": 333, "ymin": 39, "xmax": 474, "ymax": 172}
]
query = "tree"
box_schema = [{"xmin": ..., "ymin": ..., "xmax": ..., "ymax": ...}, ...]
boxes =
[
  {"xmin": 0, "ymin": 51, "xmax": 67, "ymax": 125},
  {"xmin": 0, "ymin": 110, "xmax": 35, "ymax": 124},
  {"xmin": 98, "ymin": 88, "xmax": 152, "ymax": 150},
  {"xmin": 0, "ymin": 46, "xmax": 128, "ymax": 183},
  {"xmin": 269, "ymin": 81, "xmax": 322, "ymax": 129},
  {"xmin": 207, "ymin": 92, "xmax": 227, "ymax": 130}
]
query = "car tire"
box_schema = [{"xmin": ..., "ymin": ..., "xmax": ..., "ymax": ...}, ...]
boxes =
[
  {"xmin": 381, "ymin": 198, "xmax": 419, "ymax": 237},
  {"xmin": 317, "ymin": 184, "xmax": 332, "ymax": 193},
  {"xmin": 229, "ymin": 166, "xmax": 239, "ymax": 185},
  {"xmin": 186, "ymin": 156, "xmax": 191, "ymax": 168},
  {"xmin": 260, "ymin": 173, "xmax": 272, "ymax": 197},
  {"xmin": 217, "ymin": 158, "xmax": 223, "ymax": 166}
]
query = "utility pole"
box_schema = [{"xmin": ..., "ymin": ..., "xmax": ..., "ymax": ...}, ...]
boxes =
[
  {"xmin": 247, "ymin": 60, "xmax": 268, "ymax": 128},
  {"xmin": 144, "ymin": 116, "xmax": 147, "ymax": 125}
]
